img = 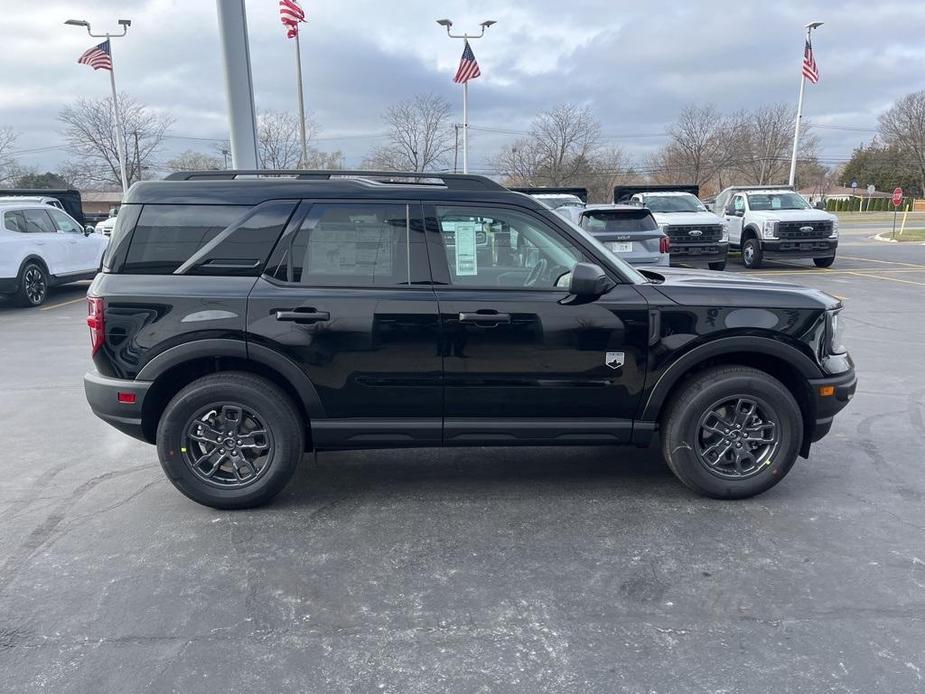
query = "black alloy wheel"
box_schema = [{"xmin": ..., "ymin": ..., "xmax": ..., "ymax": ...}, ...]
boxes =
[
  {"xmin": 18, "ymin": 263, "xmax": 48, "ymax": 307},
  {"xmin": 694, "ymin": 396, "xmax": 780, "ymax": 479},
  {"xmin": 183, "ymin": 403, "xmax": 274, "ymax": 488}
]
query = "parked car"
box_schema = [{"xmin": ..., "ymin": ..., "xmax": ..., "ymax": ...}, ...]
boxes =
[
  {"xmin": 510, "ymin": 187, "xmax": 588, "ymax": 212},
  {"xmin": 0, "ymin": 202, "xmax": 108, "ymax": 306},
  {"xmin": 713, "ymin": 186, "xmax": 838, "ymax": 269},
  {"xmin": 95, "ymin": 207, "xmax": 120, "ymax": 237},
  {"xmin": 558, "ymin": 204, "xmax": 670, "ymax": 266},
  {"xmin": 615, "ymin": 185, "xmax": 729, "ymax": 271},
  {"xmin": 84, "ymin": 169, "xmax": 855, "ymax": 509},
  {"xmin": 0, "ymin": 188, "xmax": 87, "ymax": 226}
]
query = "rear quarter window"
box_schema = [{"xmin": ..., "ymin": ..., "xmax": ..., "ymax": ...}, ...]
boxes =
[{"xmin": 120, "ymin": 202, "xmax": 295, "ymax": 275}]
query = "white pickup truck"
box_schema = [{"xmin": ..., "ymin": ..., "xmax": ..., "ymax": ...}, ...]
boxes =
[
  {"xmin": 0, "ymin": 202, "xmax": 109, "ymax": 306},
  {"xmin": 713, "ymin": 186, "xmax": 838, "ymax": 269}
]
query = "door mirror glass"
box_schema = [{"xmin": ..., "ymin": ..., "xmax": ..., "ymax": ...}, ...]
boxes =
[{"xmin": 568, "ymin": 262, "xmax": 613, "ymax": 297}]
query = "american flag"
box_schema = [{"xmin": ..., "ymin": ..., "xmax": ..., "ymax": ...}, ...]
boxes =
[
  {"xmin": 453, "ymin": 41, "xmax": 481, "ymax": 84},
  {"xmin": 77, "ymin": 40, "xmax": 112, "ymax": 71},
  {"xmin": 802, "ymin": 38, "xmax": 819, "ymax": 84},
  {"xmin": 279, "ymin": 0, "xmax": 306, "ymax": 39}
]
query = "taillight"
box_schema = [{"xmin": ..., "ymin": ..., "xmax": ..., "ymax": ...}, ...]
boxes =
[
  {"xmin": 659, "ymin": 235, "xmax": 671, "ymax": 254},
  {"xmin": 87, "ymin": 296, "xmax": 104, "ymax": 355}
]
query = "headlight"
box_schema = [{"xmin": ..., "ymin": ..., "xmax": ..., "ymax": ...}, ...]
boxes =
[
  {"xmin": 828, "ymin": 310, "xmax": 846, "ymax": 354},
  {"xmin": 761, "ymin": 221, "xmax": 778, "ymax": 239},
  {"xmin": 719, "ymin": 221, "xmax": 729, "ymax": 242},
  {"xmin": 830, "ymin": 218, "xmax": 839, "ymax": 239}
]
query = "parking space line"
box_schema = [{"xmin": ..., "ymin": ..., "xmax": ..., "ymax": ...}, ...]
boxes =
[
  {"xmin": 39, "ymin": 297, "xmax": 86, "ymax": 311},
  {"xmin": 744, "ymin": 268, "xmax": 925, "ymax": 277},
  {"xmin": 839, "ymin": 255, "xmax": 925, "ymax": 269},
  {"xmin": 845, "ymin": 271, "xmax": 925, "ymax": 287}
]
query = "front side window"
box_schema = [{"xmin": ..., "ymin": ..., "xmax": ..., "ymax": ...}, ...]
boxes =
[
  {"xmin": 733, "ymin": 195, "xmax": 746, "ymax": 213},
  {"xmin": 267, "ymin": 203, "xmax": 428, "ymax": 287},
  {"xmin": 435, "ymin": 205, "xmax": 583, "ymax": 289},
  {"xmin": 48, "ymin": 208, "xmax": 84, "ymax": 233}
]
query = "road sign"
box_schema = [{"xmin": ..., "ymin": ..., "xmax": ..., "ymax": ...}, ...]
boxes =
[{"xmin": 892, "ymin": 187, "xmax": 903, "ymax": 206}]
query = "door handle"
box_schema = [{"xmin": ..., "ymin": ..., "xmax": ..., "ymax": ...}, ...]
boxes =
[
  {"xmin": 458, "ymin": 311, "xmax": 511, "ymax": 326},
  {"xmin": 275, "ymin": 308, "xmax": 330, "ymax": 323}
]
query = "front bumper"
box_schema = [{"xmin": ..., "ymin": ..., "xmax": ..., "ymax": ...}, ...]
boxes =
[
  {"xmin": 806, "ymin": 368, "xmax": 857, "ymax": 444},
  {"xmin": 670, "ymin": 242, "xmax": 729, "ymax": 265},
  {"xmin": 84, "ymin": 370, "xmax": 152, "ymax": 443},
  {"xmin": 762, "ymin": 238, "xmax": 838, "ymax": 259}
]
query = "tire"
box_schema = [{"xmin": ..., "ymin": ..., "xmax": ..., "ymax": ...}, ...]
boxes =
[
  {"xmin": 156, "ymin": 372, "xmax": 304, "ymax": 509},
  {"xmin": 813, "ymin": 256, "xmax": 835, "ymax": 268},
  {"xmin": 15, "ymin": 261, "xmax": 48, "ymax": 307},
  {"xmin": 741, "ymin": 238, "xmax": 763, "ymax": 269},
  {"xmin": 708, "ymin": 261, "xmax": 727, "ymax": 271},
  {"xmin": 660, "ymin": 366, "xmax": 803, "ymax": 499}
]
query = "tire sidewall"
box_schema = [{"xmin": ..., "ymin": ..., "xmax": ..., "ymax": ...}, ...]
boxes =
[
  {"xmin": 157, "ymin": 378, "xmax": 302, "ymax": 509},
  {"xmin": 742, "ymin": 239, "xmax": 762, "ymax": 269},
  {"xmin": 664, "ymin": 372, "xmax": 802, "ymax": 498}
]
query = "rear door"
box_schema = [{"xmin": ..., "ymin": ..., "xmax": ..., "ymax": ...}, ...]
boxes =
[
  {"xmin": 247, "ymin": 200, "xmax": 443, "ymax": 449},
  {"xmin": 580, "ymin": 209, "xmax": 664, "ymax": 265},
  {"xmin": 20, "ymin": 208, "xmax": 68, "ymax": 275}
]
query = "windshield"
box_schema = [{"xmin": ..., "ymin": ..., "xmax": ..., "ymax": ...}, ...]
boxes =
[
  {"xmin": 747, "ymin": 192, "xmax": 810, "ymax": 211},
  {"xmin": 559, "ymin": 215, "xmax": 648, "ymax": 284},
  {"xmin": 581, "ymin": 209, "xmax": 660, "ymax": 232},
  {"xmin": 534, "ymin": 195, "xmax": 584, "ymax": 210},
  {"xmin": 644, "ymin": 194, "xmax": 705, "ymax": 213}
]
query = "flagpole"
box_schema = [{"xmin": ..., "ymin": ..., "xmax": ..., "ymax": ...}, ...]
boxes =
[
  {"xmin": 107, "ymin": 43, "xmax": 130, "ymax": 194},
  {"xmin": 294, "ymin": 30, "xmax": 308, "ymax": 168},
  {"xmin": 788, "ymin": 22, "xmax": 822, "ymax": 187},
  {"xmin": 462, "ymin": 80, "xmax": 468, "ymax": 174}
]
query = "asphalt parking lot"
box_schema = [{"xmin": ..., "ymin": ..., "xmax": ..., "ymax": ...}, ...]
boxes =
[{"xmin": 2, "ymin": 220, "xmax": 924, "ymax": 693}]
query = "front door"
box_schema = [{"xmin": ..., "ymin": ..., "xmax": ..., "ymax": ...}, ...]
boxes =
[
  {"xmin": 425, "ymin": 203, "xmax": 650, "ymax": 445},
  {"xmin": 246, "ymin": 201, "xmax": 443, "ymax": 449},
  {"xmin": 725, "ymin": 194, "xmax": 746, "ymax": 244},
  {"xmin": 47, "ymin": 208, "xmax": 98, "ymax": 273}
]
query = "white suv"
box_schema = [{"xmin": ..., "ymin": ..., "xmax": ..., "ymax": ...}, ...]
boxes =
[{"xmin": 0, "ymin": 203, "xmax": 109, "ymax": 306}]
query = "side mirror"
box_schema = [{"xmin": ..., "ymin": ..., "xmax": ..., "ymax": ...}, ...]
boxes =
[
  {"xmin": 84, "ymin": 225, "xmax": 95, "ymax": 236},
  {"xmin": 568, "ymin": 262, "xmax": 614, "ymax": 298}
]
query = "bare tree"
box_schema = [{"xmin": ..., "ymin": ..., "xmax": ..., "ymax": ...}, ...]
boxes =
[
  {"xmin": 256, "ymin": 110, "xmax": 341, "ymax": 170},
  {"xmin": 59, "ymin": 94, "xmax": 174, "ymax": 188},
  {"xmin": 726, "ymin": 104, "xmax": 818, "ymax": 186},
  {"xmin": 166, "ymin": 149, "xmax": 223, "ymax": 172},
  {"xmin": 584, "ymin": 146, "xmax": 634, "ymax": 203},
  {"xmin": 492, "ymin": 138, "xmax": 545, "ymax": 185},
  {"xmin": 0, "ymin": 126, "xmax": 19, "ymax": 183},
  {"xmin": 663, "ymin": 105, "xmax": 733, "ymax": 187},
  {"xmin": 878, "ymin": 90, "xmax": 925, "ymax": 196},
  {"xmin": 364, "ymin": 94, "xmax": 454, "ymax": 172}
]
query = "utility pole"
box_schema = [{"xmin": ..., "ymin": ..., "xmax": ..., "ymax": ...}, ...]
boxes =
[
  {"xmin": 788, "ymin": 21, "xmax": 823, "ymax": 187},
  {"xmin": 436, "ymin": 18, "xmax": 496, "ymax": 174},
  {"xmin": 65, "ymin": 18, "xmax": 132, "ymax": 194},
  {"xmin": 215, "ymin": 0, "xmax": 259, "ymax": 169}
]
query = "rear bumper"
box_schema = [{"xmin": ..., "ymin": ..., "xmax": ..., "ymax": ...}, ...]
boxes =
[
  {"xmin": 628, "ymin": 255, "xmax": 670, "ymax": 267},
  {"xmin": 762, "ymin": 239, "xmax": 838, "ymax": 259},
  {"xmin": 807, "ymin": 368, "xmax": 857, "ymax": 443},
  {"xmin": 84, "ymin": 370, "xmax": 152, "ymax": 443}
]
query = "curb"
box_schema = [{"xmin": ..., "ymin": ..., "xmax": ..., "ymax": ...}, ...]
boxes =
[{"xmin": 872, "ymin": 231, "xmax": 925, "ymax": 244}]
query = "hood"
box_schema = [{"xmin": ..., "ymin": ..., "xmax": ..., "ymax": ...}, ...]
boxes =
[
  {"xmin": 651, "ymin": 211, "xmax": 724, "ymax": 226},
  {"xmin": 746, "ymin": 208, "xmax": 835, "ymax": 223},
  {"xmin": 641, "ymin": 266, "xmax": 841, "ymax": 311}
]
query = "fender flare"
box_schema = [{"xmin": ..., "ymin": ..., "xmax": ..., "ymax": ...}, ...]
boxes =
[
  {"xmin": 639, "ymin": 335, "xmax": 823, "ymax": 422},
  {"xmin": 137, "ymin": 338, "xmax": 325, "ymax": 419}
]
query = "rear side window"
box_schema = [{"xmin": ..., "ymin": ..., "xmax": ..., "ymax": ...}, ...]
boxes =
[
  {"xmin": 581, "ymin": 209, "xmax": 658, "ymax": 233},
  {"xmin": 122, "ymin": 202, "xmax": 295, "ymax": 275},
  {"xmin": 18, "ymin": 209, "xmax": 56, "ymax": 233}
]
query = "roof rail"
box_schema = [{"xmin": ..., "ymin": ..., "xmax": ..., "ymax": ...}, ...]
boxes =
[
  {"xmin": 509, "ymin": 187, "xmax": 588, "ymax": 203},
  {"xmin": 163, "ymin": 169, "xmax": 506, "ymax": 191}
]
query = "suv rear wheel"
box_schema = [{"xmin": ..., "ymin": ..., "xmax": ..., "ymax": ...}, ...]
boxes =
[
  {"xmin": 741, "ymin": 238, "xmax": 763, "ymax": 269},
  {"xmin": 156, "ymin": 372, "xmax": 304, "ymax": 509},
  {"xmin": 16, "ymin": 261, "xmax": 48, "ymax": 307},
  {"xmin": 661, "ymin": 366, "xmax": 803, "ymax": 499}
]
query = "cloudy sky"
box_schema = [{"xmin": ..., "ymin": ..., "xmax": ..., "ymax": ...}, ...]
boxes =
[{"xmin": 1, "ymin": 0, "xmax": 923, "ymax": 178}]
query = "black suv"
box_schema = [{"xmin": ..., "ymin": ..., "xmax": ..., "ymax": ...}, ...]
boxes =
[{"xmin": 84, "ymin": 170, "xmax": 856, "ymax": 509}]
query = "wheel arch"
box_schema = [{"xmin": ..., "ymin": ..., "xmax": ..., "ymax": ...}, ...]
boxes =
[
  {"xmin": 741, "ymin": 225, "xmax": 760, "ymax": 241},
  {"xmin": 138, "ymin": 339, "xmax": 323, "ymax": 448},
  {"xmin": 18, "ymin": 254, "xmax": 49, "ymax": 276},
  {"xmin": 641, "ymin": 337, "xmax": 822, "ymax": 455}
]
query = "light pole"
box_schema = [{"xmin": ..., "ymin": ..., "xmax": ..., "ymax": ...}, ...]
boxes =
[
  {"xmin": 788, "ymin": 21, "xmax": 823, "ymax": 188},
  {"xmin": 65, "ymin": 18, "xmax": 132, "ymax": 194},
  {"xmin": 436, "ymin": 18, "xmax": 496, "ymax": 174}
]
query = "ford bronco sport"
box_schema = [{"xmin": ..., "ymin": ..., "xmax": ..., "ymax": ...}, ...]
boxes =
[{"xmin": 84, "ymin": 170, "xmax": 856, "ymax": 509}]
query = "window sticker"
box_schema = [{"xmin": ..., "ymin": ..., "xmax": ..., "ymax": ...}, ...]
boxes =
[{"xmin": 453, "ymin": 221, "xmax": 478, "ymax": 276}]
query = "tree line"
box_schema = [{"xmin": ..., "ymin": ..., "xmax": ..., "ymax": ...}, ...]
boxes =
[{"xmin": 4, "ymin": 89, "xmax": 925, "ymax": 201}]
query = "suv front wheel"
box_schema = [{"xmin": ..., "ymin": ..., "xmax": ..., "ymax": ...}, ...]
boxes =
[
  {"xmin": 157, "ymin": 372, "xmax": 304, "ymax": 509},
  {"xmin": 661, "ymin": 366, "xmax": 803, "ymax": 499}
]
